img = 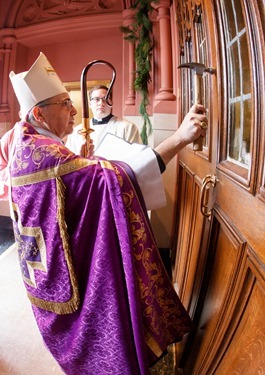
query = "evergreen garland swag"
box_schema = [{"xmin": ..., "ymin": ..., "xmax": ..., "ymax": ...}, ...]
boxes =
[{"xmin": 120, "ymin": 0, "xmax": 158, "ymax": 145}]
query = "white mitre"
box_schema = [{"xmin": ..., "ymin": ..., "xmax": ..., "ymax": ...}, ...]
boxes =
[{"xmin": 9, "ymin": 52, "xmax": 68, "ymax": 119}]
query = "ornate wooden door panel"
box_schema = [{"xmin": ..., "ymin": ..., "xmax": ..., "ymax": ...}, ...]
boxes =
[
  {"xmin": 173, "ymin": 0, "xmax": 265, "ymax": 373},
  {"xmin": 183, "ymin": 208, "xmax": 265, "ymax": 374},
  {"xmin": 172, "ymin": 165, "xmax": 206, "ymax": 312}
]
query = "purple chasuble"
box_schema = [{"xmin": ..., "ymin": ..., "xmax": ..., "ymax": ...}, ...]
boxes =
[{"xmin": 9, "ymin": 122, "xmax": 193, "ymax": 375}]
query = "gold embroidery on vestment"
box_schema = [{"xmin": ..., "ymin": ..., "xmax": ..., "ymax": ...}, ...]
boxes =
[
  {"xmin": 10, "ymin": 181, "xmax": 80, "ymax": 314},
  {"xmin": 116, "ymin": 163, "xmax": 178, "ymax": 356},
  {"xmin": 145, "ymin": 330, "xmax": 163, "ymax": 357},
  {"xmin": 11, "ymin": 158, "xmax": 97, "ymax": 187},
  {"xmin": 54, "ymin": 176, "xmax": 80, "ymax": 314},
  {"xmin": 99, "ymin": 159, "xmax": 115, "ymax": 170},
  {"xmin": 27, "ymin": 177, "xmax": 80, "ymax": 314},
  {"xmin": 12, "ymin": 203, "xmax": 47, "ymax": 288}
]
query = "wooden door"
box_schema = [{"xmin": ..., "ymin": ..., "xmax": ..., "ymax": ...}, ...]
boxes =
[{"xmin": 172, "ymin": 1, "xmax": 265, "ymax": 374}]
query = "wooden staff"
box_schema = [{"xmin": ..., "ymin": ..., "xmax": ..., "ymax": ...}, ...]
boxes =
[{"xmin": 79, "ymin": 60, "xmax": 116, "ymax": 156}]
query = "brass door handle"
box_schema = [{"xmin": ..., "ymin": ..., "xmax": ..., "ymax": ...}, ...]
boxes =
[{"xmin": 200, "ymin": 174, "xmax": 218, "ymax": 218}]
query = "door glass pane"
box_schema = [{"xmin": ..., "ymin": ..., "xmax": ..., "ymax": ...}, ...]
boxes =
[
  {"xmin": 222, "ymin": 1, "xmax": 236, "ymax": 40},
  {"xmin": 242, "ymin": 98, "xmax": 251, "ymax": 165},
  {"xmin": 229, "ymin": 101, "xmax": 240, "ymax": 160},
  {"xmin": 241, "ymin": 33, "xmax": 251, "ymax": 94},
  {"xmin": 229, "ymin": 42, "xmax": 240, "ymax": 98},
  {"xmin": 194, "ymin": 9, "xmax": 208, "ymax": 149},
  {"xmin": 177, "ymin": 0, "xmax": 193, "ymax": 122},
  {"xmin": 222, "ymin": 0, "xmax": 252, "ymax": 168},
  {"xmin": 233, "ymin": 0, "xmax": 245, "ymax": 32}
]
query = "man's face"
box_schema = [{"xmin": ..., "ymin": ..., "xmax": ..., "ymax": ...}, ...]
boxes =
[
  {"xmin": 37, "ymin": 93, "xmax": 77, "ymax": 139},
  {"xmin": 89, "ymin": 88, "xmax": 112, "ymax": 119}
]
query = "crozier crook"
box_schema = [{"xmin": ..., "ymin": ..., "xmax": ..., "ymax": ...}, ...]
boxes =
[{"xmin": 79, "ymin": 60, "xmax": 116, "ymax": 156}]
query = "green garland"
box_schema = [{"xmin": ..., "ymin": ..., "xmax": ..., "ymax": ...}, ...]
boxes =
[{"xmin": 120, "ymin": 0, "xmax": 157, "ymax": 145}]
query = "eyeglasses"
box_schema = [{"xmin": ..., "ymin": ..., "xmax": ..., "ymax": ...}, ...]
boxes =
[
  {"xmin": 90, "ymin": 97, "xmax": 107, "ymax": 103},
  {"xmin": 39, "ymin": 99, "xmax": 74, "ymax": 110}
]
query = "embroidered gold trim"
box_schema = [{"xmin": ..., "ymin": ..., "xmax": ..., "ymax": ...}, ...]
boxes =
[
  {"xmin": 27, "ymin": 177, "xmax": 80, "ymax": 314},
  {"xmin": 11, "ymin": 158, "xmax": 97, "ymax": 187},
  {"xmin": 28, "ymin": 290, "xmax": 79, "ymax": 315},
  {"xmin": 145, "ymin": 330, "xmax": 163, "ymax": 357},
  {"xmin": 12, "ymin": 203, "xmax": 47, "ymax": 288},
  {"xmin": 100, "ymin": 159, "xmax": 115, "ymax": 170},
  {"xmin": 115, "ymin": 163, "xmax": 176, "ymax": 356},
  {"xmin": 56, "ymin": 176, "xmax": 80, "ymax": 313}
]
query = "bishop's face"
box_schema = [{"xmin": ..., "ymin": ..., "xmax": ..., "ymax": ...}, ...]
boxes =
[
  {"xmin": 36, "ymin": 93, "xmax": 77, "ymax": 139},
  {"xmin": 89, "ymin": 88, "xmax": 112, "ymax": 120}
]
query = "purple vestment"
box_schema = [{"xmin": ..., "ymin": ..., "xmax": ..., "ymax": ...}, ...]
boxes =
[{"xmin": 9, "ymin": 121, "xmax": 193, "ymax": 374}]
